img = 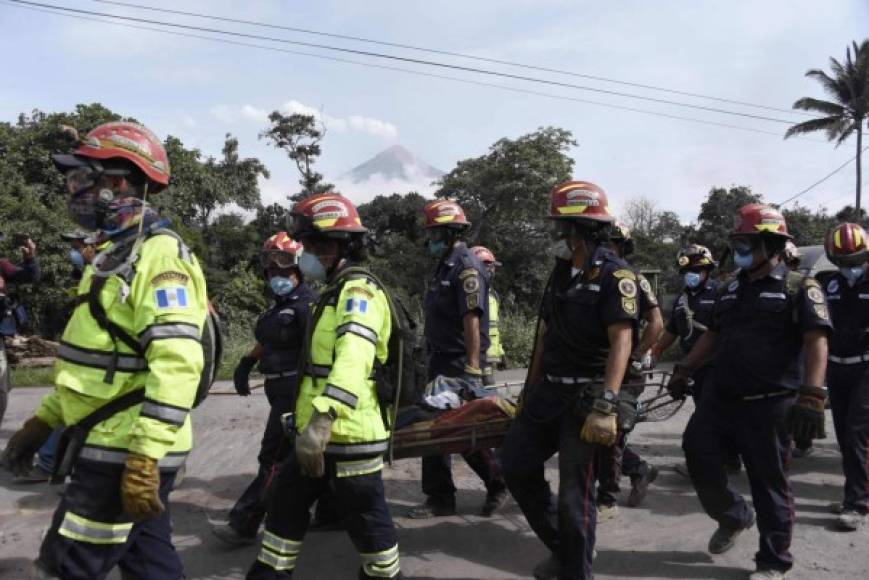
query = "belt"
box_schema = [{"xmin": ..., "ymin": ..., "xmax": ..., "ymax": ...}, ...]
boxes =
[
  {"xmin": 263, "ymin": 370, "xmax": 298, "ymax": 380},
  {"xmin": 545, "ymin": 374, "xmax": 595, "ymax": 385},
  {"xmin": 829, "ymin": 353, "xmax": 869, "ymax": 365},
  {"xmin": 741, "ymin": 389, "xmax": 792, "ymax": 401}
]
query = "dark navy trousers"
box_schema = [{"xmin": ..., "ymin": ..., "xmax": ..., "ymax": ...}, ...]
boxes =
[
  {"xmin": 501, "ymin": 383, "xmax": 600, "ymax": 580},
  {"xmin": 683, "ymin": 391, "xmax": 795, "ymax": 572},
  {"xmin": 828, "ymin": 364, "xmax": 869, "ymax": 515}
]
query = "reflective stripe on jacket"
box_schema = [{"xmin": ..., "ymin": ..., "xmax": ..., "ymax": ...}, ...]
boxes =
[{"xmin": 35, "ymin": 232, "xmax": 207, "ymax": 461}]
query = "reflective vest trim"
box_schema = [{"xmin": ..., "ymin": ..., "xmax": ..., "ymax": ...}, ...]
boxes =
[
  {"xmin": 336, "ymin": 456, "xmax": 383, "ymax": 477},
  {"xmin": 140, "ymin": 398, "xmax": 189, "ymax": 426},
  {"xmin": 336, "ymin": 321, "xmax": 379, "ymax": 345},
  {"xmin": 258, "ymin": 548, "xmax": 296, "ymax": 572},
  {"xmin": 262, "ymin": 530, "xmax": 301, "ymax": 556},
  {"xmin": 58, "ymin": 511, "xmax": 133, "ymax": 545},
  {"xmin": 78, "ymin": 444, "xmax": 188, "ymax": 470},
  {"xmin": 325, "ymin": 439, "xmax": 389, "ymax": 456},
  {"xmin": 323, "ymin": 384, "xmax": 359, "ymax": 409},
  {"xmin": 307, "ymin": 364, "xmax": 332, "ymax": 378},
  {"xmin": 139, "ymin": 322, "xmax": 201, "ymax": 349},
  {"xmin": 57, "ymin": 342, "xmax": 147, "ymax": 372}
]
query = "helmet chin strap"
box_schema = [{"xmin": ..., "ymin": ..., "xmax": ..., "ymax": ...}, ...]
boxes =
[{"xmin": 745, "ymin": 238, "xmax": 773, "ymax": 274}]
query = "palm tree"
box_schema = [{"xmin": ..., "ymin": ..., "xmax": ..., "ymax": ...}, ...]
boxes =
[{"xmin": 785, "ymin": 40, "xmax": 869, "ymax": 213}]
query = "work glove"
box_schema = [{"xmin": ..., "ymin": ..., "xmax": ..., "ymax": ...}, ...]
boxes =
[
  {"xmin": 786, "ymin": 385, "xmax": 827, "ymax": 441},
  {"xmin": 580, "ymin": 406, "xmax": 618, "ymax": 447},
  {"xmin": 1, "ymin": 416, "xmax": 54, "ymax": 476},
  {"xmin": 233, "ymin": 355, "xmax": 257, "ymax": 396},
  {"xmin": 295, "ymin": 411, "xmax": 334, "ymax": 478},
  {"xmin": 666, "ymin": 364, "xmax": 694, "ymax": 399},
  {"xmin": 462, "ymin": 365, "xmax": 484, "ymax": 389},
  {"xmin": 121, "ymin": 452, "xmax": 164, "ymax": 521}
]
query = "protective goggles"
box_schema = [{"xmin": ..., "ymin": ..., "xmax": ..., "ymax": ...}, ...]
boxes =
[
  {"xmin": 64, "ymin": 167, "xmax": 99, "ymax": 195},
  {"xmin": 261, "ymin": 250, "xmax": 299, "ymax": 269},
  {"xmin": 730, "ymin": 237, "xmax": 757, "ymax": 255}
]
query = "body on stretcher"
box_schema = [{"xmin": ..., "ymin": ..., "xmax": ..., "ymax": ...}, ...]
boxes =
[{"xmin": 386, "ymin": 371, "xmax": 677, "ymax": 462}]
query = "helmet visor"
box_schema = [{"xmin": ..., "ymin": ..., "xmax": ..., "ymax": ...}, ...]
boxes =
[{"xmin": 261, "ymin": 250, "xmax": 298, "ymax": 269}]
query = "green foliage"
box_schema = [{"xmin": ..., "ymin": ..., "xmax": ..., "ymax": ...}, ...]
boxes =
[
  {"xmin": 260, "ymin": 111, "xmax": 332, "ymax": 200},
  {"xmin": 498, "ymin": 306, "xmax": 537, "ymax": 368},
  {"xmin": 688, "ymin": 185, "xmax": 763, "ymax": 259}
]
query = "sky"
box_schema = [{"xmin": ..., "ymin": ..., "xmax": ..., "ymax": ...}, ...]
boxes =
[{"xmin": 1, "ymin": 0, "xmax": 868, "ymax": 222}]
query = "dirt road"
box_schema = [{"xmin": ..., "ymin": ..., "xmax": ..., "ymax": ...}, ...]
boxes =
[{"xmin": 1, "ymin": 375, "xmax": 866, "ymax": 579}]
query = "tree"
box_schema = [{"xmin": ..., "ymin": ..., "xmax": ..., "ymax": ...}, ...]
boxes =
[
  {"xmin": 260, "ymin": 111, "xmax": 333, "ymax": 200},
  {"xmin": 434, "ymin": 127, "xmax": 577, "ymax": 312},
  {"xmin": 785, "ymin": 40, "xmax": 869, "ymax": 214},
  {"xmin": 690, "ymin": 185, "xmax": 763, "ymax": 259},
  {"xmin": 781, "ymin": 204, "xmax": 837, "ymax": 246},
  {"xmin": 623, "ymin": 197, "xmax": 659, "ymax": 238}
]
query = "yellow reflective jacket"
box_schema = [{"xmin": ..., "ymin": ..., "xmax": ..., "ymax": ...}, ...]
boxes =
[
  {"xmin": 486, "ymin": 290, "xmax": 504, "ymax": 363},
  {"xmin": 296, "ymin": 269, "xmax": 392, "ymax": 458},
  {"xmin": 35, "ymin": 232, "xmax": 207, "ymax": 468}
]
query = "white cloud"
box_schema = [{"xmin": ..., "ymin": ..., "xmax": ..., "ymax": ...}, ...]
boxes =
[
  {"xmin": 332, "ymin": 172, "xmax": 439, "ymax": 206},
  {"xmin": 209, "ymin": 100, "xmax": 397, "ymax": 139}
]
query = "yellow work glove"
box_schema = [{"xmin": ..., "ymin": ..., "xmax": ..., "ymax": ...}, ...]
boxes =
[
  {"xmin": 121, "ymin": 453, "xmax": 164, "ymax": 521},
  {"xmin": 295, "ymin": 411, "xmax": 333, "ymax": 478},
  {"xmin": 1, "ymin": 416, "xmax": 54, "ymax": 476},
  {"xmin": 580, "ymin": 409, "xmax": 618, "ymax": 447}
]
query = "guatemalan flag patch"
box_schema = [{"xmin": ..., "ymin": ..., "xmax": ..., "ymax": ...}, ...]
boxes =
[
  {"xmin": 345, "ymin": 297, "xmax": 368, "ymax": 313},
  {"xmin": 155, "ymin": 287, "xmax": 188, "ymax": 309}
]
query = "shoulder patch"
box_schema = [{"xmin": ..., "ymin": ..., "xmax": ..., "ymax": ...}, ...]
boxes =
[
  {"xmin": 813, "ymin": 304, "xmax": 829, "ymax": 320},
  {"xmin": 639, "ymin": 277, "xmax": 652, "ymax": 294},
  {"xmin": 827, "ymin": 279, "xmax": 839, "ymax": 294},
  {"xmin": 345, "ymin": 297, "xmax": 369, "ymax": 314},
  {"xmin": 151, "ymin": 271, "xmax": 190, "ymax": 287},
  {"xmin": 459, "ymin": 268, "xmax": 477, "ymax": 279},
  {"xmin": 463, "ymin": 274, "xmax": 480, "ymax": 294},
  {"xmin": 618, "ymin": 278, "xmax": 638, "ymax": 299},
  {"xmin": 155, "ymin": 287, "xmax": 188, "ymax": 309},
  {"xmin": 347, "ymin": 285, "xmax": 375, "ymax": 299},
  {"xmin": 806, "ymin": 286, "xmax": 825, "ymax": 304},
  {"xmin": 466, "ymin": 293, "xmax": 479, "ymax": 310},
  {"xmin": 622, "ymin": 297, "xmax": 637, "ymax": 315},
  {"xmin": 612, "ymin": 269, "xmax": 636, "ymax": 280},
  {"xmin": 728, "ymin": 280, "xmax": 739, "ymax": 292}
]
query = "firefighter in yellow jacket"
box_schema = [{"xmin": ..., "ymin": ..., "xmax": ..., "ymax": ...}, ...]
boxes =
[
  {"xmin": 1, "ymin": 122, "xmax": 207, "ymax": 580},
  {"xmin": 472, "ymin": 246, "xmax": 506, "ymax": 386},
  {"xmin": 246, "ymin": 193, "xmax": 400, "ymax": 579}
]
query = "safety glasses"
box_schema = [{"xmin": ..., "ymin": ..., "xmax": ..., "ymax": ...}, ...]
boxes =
[
  {"xmin": 730, "ymin": 237, "xmax": 756, "ymax": 255},
  {"xmin": 261, "ymin": 251, "xmax": 298, "ymax": 269},
  {"xmin": 64, "ymin": 167, "xmax": 98, "ymax": 195}
]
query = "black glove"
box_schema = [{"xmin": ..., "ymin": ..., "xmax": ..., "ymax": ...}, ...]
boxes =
[
  {"xmin": 666, "ymin": 364, "xmax": 694, "ymax": 399},
  {"xmin": 786, "ymin": 385, "xmax": 827, "ymax": 441},
  {"xmin": 233, "ymin": 355, "xmax": 257, "ymax": 396}
]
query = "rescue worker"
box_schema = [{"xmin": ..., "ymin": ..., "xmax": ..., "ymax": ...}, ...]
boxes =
[
  {"xmin": 821, "ymin": 223, "xmax": 869, "ymax": 530},
  {"xmin": 62, "ymin": 230, "xmax": 96, "ymax": 283},
  {"xmin": 669, "ymin": 204, "xmax": 830, "ymax": 580},
  {"xmin": 1, "ymin": 121, "xmax": 208, "ymax": 579},
  {"xmin": 410, "ymin": 200, "xmax": 507, "ymax": 519},
  {"xmin": 472, "ymin": 246, "xmax": 506, "ymax": 386},
  {"xmin": 0, "ymin": 234, "xmax": 39, "ymax": 427},
  {"xmin": 783, "ymin": 241, "xmax": 813, "ymax": 459},
  {"xmin": 246, "ymin": 193, "xmax": 400, "ymax": 579},
  {"xmin": 212, "ymin": 232, "xmax": 317, "ymax": 545},
  {"xmin": 501, "ymin": 181, "xmax": 638, "ymax": 579},
  {"xmin": 596, "ymin": 221, "xmax": 662, "ymax": 514},
  {"xmin": 650, "ymin": 244, "xmax": 741, "ymax": 477}
]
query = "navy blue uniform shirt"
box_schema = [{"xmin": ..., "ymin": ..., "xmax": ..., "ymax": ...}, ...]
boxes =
[
  {"xmin": 666, "ymin": 278, "xmax": 720, "ymax": 355},
  {"xmin": 709, "ymin": 263, "xmax": 832, "ymax": 397},
  {"xmin": 255, "ymin": 281, "xmax": 317, "ymax": 374},
  {"xmin": 424, "ymin": 242, "xmax": 490, "ymax": 356},
  {"xmin": 821, "ymin": 272, "xmax": 869, "ymax": 361},
  {"xmin": 540, "ymin": 246, "xmax": 639, "ymax": 378}
]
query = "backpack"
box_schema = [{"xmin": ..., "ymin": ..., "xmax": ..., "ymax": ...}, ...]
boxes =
[
  {"xmin": 318, "ymin": 266, "xmax": 424, "ymax": 429},
  {"xmin": 87, "ymin": 228, "xmax": 223, "ymax": 407}
]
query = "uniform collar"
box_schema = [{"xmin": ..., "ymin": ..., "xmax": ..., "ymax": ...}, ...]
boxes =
[
  {"xmin": 276, "ymin": 281, "xmax": 306, "ymax": 304},
  {"xmin": 738, "ymin": 261, "xmax": 789, "ymax": 283},
  {"xmin": 442, "ymin": 241, "xmax": 468, "ymax": 268}
]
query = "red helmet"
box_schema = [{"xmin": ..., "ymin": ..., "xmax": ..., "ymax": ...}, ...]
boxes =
[
  {"xmin": 731, "ymin": 204, "xmax": 791, "ymax": 239},
  {"xmin": 825, "ymin": 222, "xmax": 869, "ymax": 266},
  {"xmin": 548, "ymin": 181, "xmax": 615, "ymax": 223},
  {"xmin": 471, "ymin": 245, "xmax": 502, "ymax": 266},
  {"xmin": 677, "ymin": 244, "xmax": 716, "ymax": 270},
  {"xmin": 423, "ymin": 200, "xmax": 470, "ymax": 229},
  {"xmin": 52, "ymin": 122, "xmax": 170, "ymax": 191},
  {"xmin": 261, "ymin": 231, "xmax": 303, "ymax": 268},
  {"xmin": 289, "ymin": 193, "xmax": 367, "ymax": 239}
]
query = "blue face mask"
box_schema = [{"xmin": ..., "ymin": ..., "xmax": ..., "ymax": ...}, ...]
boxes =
[
  {"xmin": 299, "ymin": 252, "xmax": 327, "ymax": 282},
  {"xmin": 427, "ymin": 240, "xmax": 447, "ymax": 256},
  {"xmin": 269, "ymin": 276, "xmax": 295, "ymax": 296},
  {"xmin": 68, "ymin": 249, "xmax": 85, "ymax": 268},
  {"xmin": 733, "ymin": 249, "xmax": 755, "ymax": 269},
  {"xmin": 684, "ymin": 271, "xmax": 702, "ymax": 289},
  {"xmin": 841, "ymin": 266, "xmax": 864, "ymax": 287}
]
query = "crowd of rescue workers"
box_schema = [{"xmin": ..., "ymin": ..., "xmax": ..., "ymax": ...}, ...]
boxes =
[{"xmin": 0, "ymin": 121, "xmax": 867, "ymax": 580}]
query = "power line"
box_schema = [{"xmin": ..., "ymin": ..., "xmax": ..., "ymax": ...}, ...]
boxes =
[
  {"xmin": 7, "ymin": 0, "xmax": 801, "ymax": 126},
  {"xmin": 778, "ymin": 145, "xmax": 869, "ymax": 206},
  {"xmin": 90, "ymin": 0, "xmax": 809, "ymax": 118},
  {"xmin": 2, "ymin": 0, "xmax": 819, "ymax": 141}
]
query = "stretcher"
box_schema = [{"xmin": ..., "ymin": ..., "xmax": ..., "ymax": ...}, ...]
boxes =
[{"xmin": 387, "ymin": 370, "xmax": 680, "ymax": 462}]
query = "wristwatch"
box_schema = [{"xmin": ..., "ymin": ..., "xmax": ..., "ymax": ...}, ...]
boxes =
[{"xmin": 603, "ymin": 388, "xmax": 618, "ymax": 403}]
